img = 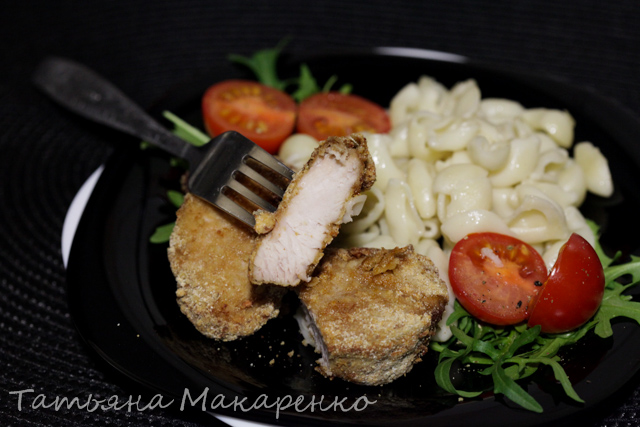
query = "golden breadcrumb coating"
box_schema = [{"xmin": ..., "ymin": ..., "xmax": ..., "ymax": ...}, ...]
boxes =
[
  {"xmin": 296, "ymin": 246, "xmax": 449, "ymax": 386},
  {"xmin": 168, "ymin": 193, "xmax": 285, "ymax": 341}
]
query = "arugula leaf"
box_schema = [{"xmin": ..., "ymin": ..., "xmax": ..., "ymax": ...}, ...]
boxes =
[
  {"xmin": 504, "ymin": 326, "xmax": 540, "ymax": 359},
  {"xmin": 291, "ymin": 64, "xmax": 320, "ymax": 102},
  {"xmin": 167, "ymin": 190, "xmax": 184, "ymax": 208},
  {"xmin": 594, "ymin": 271, "xmax": 640, "ymax": 338},
  {"xmin": 491, "ymin": 364, "xmax": 543, "ymax": 413},
  {"xmin": 446, "ymin": 300, "xmax": 472, "ymax": 325},
  {"xmin": 430, "ymin": 227, "xmax": 640, "ymax": 412},
  {"xmin": 536, "ymin": 357, "xmax": 584, "ymax": 403},
  {"xmin": 435, "ymin": 361, "xmax": 483, "ymax": 398},
  {"xmin": 228, "ymin": 39, "xmax": 289, "ymax": 91},
  {"xmin": 162, "ymin": 111, "xmax": 209, "ymax": 146},
  {"xmin": 229, "ymin": 41, "xmax": 351, "ymax": 101},
  {"xmin": 433, "ymin": 324, "xmax": 483, "ymax": 398},
  {"xmin": 603, "ymin": 255, "xmax": 640, "ymax": 286},
  {"xmin": 321, "ymin": 74, "xmax": 352, "ymax": 94},
  {"xmin": 150, "ymin": 222, "xmax": 175, "ymax": 244}
]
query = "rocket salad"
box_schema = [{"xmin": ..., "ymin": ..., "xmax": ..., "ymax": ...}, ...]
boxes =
[{"xmin": 432, "ymin": 222, "xmax": 640, "ymax": 412}]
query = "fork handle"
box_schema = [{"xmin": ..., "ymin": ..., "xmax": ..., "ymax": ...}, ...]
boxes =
[{"xmin": 32, "ymin": 56, "xmax": 197, "ymax": 161}]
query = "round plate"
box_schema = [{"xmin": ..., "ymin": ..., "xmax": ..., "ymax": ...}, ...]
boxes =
[{"xmin": 66, "ymin": 49, "xmax": 640, "ymax": 426}]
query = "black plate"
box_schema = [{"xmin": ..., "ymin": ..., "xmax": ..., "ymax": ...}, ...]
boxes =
[{"xmin": 66, "ymin": 49, "xmax": 640, "ymax": 426}]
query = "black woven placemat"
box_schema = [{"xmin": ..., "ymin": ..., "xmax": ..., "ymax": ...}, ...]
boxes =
[{"xmin": 1, "ymin": 1, "xmax": 640, "ymax": 426}]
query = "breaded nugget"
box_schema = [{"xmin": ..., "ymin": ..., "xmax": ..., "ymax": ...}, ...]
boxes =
[
  {"xmin": 296, "ymin": 246, "xmax": 449, "ymax": 386},
  {"xmin": 168, "ymin": 193, "xmax": 285, "ymax": 341},
  {"xmin": 250, "ymin": 134, "xmax": 376, "ymax": 287}
]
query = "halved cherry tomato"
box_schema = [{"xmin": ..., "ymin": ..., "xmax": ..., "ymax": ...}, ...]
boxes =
[
  {"xmin": 527, "ymin": 233, "xmax": 605, "ymax": 334},
  {"xmin": 202, "ymin": 80, "xmax": 296, "ymax": 154},
  {"xmin": 296, "ymin": 92, "xmax": 391, "ymax": 141},
  {"xmin": 449, "ymin": 232, "xmax": 548, "ymax": 326}
]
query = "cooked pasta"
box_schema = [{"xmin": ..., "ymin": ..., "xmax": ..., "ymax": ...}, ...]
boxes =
[
  {"xmin": 278, "ymin": 76, "xmax": 614, "ymax": 340},
  {"xmin": 521, "ymin": 108, "xmax": 575, "ymax": 148},
  {"xmin": 489, "ymin": 136, "xmax": 541, "ymax": 187},
  {"xmin": 574, "ymin": 141, "xmax": 614, "ymax": 197},
  {"xmin": 434, "ymin": 164, "xmax": 492, "ymax": 222}
]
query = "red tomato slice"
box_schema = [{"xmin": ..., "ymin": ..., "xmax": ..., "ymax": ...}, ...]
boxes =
[
  {"xmin": 527, "ymin": 233, "xmax": 605, "ymax": 334},
  {"xmin": 449, "ymin": 233, "xmax": 548, "ymax": 326},
  {"xmin": 202, "ymin": 80, "xmax": 296, "ymax": 154},
  {"xmin": 296, "ymin": 92, "xmax": 391, "ymax": 141}
]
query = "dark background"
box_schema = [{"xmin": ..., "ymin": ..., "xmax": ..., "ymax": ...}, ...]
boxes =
[{"xmin": 1, "ymin": 1, "xmax": 639, "ymax": 426}]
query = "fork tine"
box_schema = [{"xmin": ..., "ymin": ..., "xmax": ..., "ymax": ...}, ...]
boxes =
[
  {"xmin": 237, "ymin": 164, "xmax": 286, "ymax": 198},
  {"xmin": 248, "ymin": 145, "xmax": 295, "ymax": 181},
  {"xmin": 213, "ymin": 193, "xmax": 256, "ymax": 228},
  {"xmin": 188, "ymin": 131, "xmax": 295, "ymax": 228},
  {"xmin": 226, "ymin": 179, "xmax": 277, "ymax": 212}
]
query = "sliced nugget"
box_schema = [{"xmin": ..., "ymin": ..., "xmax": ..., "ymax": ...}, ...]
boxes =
[
  {"xmin": 168, "ymin": 193, "xmax": 286, "ymax": 341},
  {"xmin": 249, "ymin": 134, "xmax": 376, "ymax": 287},
  {"xmin": 295, "ymin": 246, "xmax": 449, "ymax": 386}
]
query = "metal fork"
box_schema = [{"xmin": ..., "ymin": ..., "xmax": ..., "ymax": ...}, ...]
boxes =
[{"xmin": 32, "ymin": 56, "xmax": 294, "ymax": 228}]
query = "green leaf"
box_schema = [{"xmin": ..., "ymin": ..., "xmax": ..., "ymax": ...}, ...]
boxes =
[
  {"xmin": 536, "ymin": 358, "xmax": 584, "ymax": 403},
  {"xmin": 228, "ymin": 41, "xmax": 353, "ymax": 102},
  {"xmin": 604, "ymin": 255, "xmax": 640, "ymax": 285},
  {"xmin": 503, "ymin": 362, "xmax": 539, "ymax": 381},
  {"xmin": 228, "ymin": 39, "xmax": 289, "ymax": 90},
  {"xmin": 492, "ymin": 365, "xmax": 543, "ymax": 413},
  {"xmin": 447, "ymin": 300, "xmax": 472, "ymax": 325},
  {"xmin": 150, "ymin": 222, "xmax": 175, "ymax": 244},
  {"xmin": 436, "ymin": 346, "xmax": 460, "ymax": 362},
  {"xmin": 167, "ymin": 190, "xmax": 184, "ymax": 208},
  {"xmin": 429, "ymin": 341, "xmax": 447, "ymax": 353},
  {"xmin": 338, "ymin": 83, "xmax": 353, "ymax": 94},
  {"xmin": 594, "ymin": 288, "xmax": 640, "ymax": 338},
  {"xmin": 450, "ymin": 324, "xmax": 475, "ymax": 348},
  {"xmin": 162, "ymin": 111, "xmax": 209, "ymax": 146},
  {"xmin": 504, "ymin": 325, "xmax": 540, "ymax": 359},
  {"xmin": 319, "ymin": 75, "xmax": 352, "ymax": 94},
  {"xmin": 591, "ymin": 258, "xmax": 640, "ymax": 338},
  {"xmin": 291, "ymin": 64, "xmax": 320, "ymax": 102},
  {"xmin": 472, "ymin": 339, "xmax": 501, "ymax": 360},
  {"xmin": 321, "ymin": 75, "xmax": 338, "ymax": 92},
  {"xmin": 434, "ymin": 357, "xmax": 483, "ymax": 398}
]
